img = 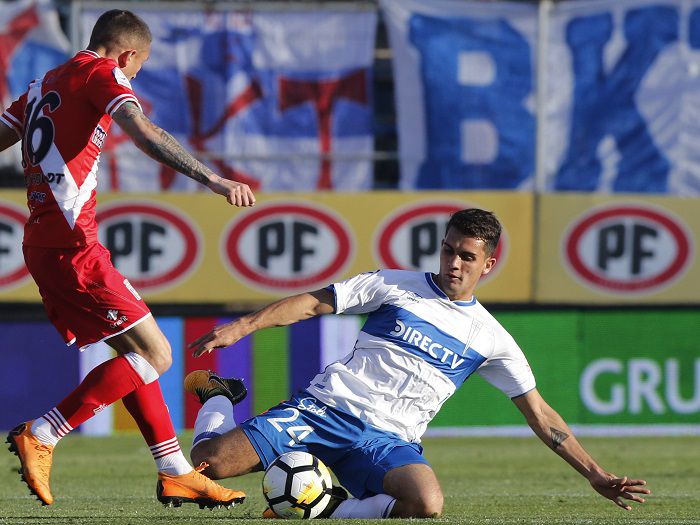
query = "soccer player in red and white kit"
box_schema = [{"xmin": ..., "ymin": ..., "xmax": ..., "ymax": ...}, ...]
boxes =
[{"xmin": 0, "ymin": 10, "xmax": 254, "ymax": 507}]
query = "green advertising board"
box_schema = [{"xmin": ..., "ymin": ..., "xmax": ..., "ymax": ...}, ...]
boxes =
[{"xmin": 430, "ymin": 310, "xmax": 700, "ymax": 429}]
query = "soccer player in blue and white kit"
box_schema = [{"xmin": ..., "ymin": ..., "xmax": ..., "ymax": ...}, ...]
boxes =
[{"xmin": 185, "ymin": 208, "xmax": 650, "ymax": 518}]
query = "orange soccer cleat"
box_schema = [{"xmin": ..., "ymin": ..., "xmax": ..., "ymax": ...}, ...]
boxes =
[
  {"xmin": 157, "ymin": 462, "xmax": 246, "ymax": 509},
  {"xmin": 6, "ymin": 421, "xmax": 55, "ymax": 505}
]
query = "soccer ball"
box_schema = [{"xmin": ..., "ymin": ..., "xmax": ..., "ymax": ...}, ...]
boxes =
[{"xmin": 262, "ymin": 451, "xmax": 333, "ymax": 519}]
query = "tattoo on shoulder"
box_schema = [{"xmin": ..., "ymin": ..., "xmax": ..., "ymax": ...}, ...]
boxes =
[{"xmin": 550, "ymin": 427, "xmax": 569, "ymax": 449}]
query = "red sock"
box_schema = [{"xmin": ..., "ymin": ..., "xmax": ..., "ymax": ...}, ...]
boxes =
[
  {"xmin": 123, "ymin": 381, "xmax": 191, "ymax": 474},
  {"xmin": 122, "ymin": 381, "xmax": 176, "ymax": 446},
  {"xmin": 56, "ymin": 355, "xmax": 145, "ymax": 429}
]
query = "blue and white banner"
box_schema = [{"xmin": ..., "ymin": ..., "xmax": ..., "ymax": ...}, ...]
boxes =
[
  {"xmin": 381, "ymin": 0, "xmax": 538, "ymax": 190},
  {"xmin": 384, "ymin": 0, "xmax": 700, "ymax": 194},
  {"xmin": 545, "ymin": 0, "xmax": 700, "ymax": 194},
  {"xmin": 0, "ymin": 0, "xmax": 69, "ymax": 171},
  {"xmin": 79, "ymin": 7, "xmax": 376, "ymax": 192}
]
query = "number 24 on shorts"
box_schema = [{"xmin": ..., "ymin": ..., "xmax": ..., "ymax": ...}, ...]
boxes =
[{"xmin": 266, "ymin": 408, "xmax": 314, "ymax": 446}]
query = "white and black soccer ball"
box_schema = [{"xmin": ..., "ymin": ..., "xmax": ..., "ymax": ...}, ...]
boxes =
[{"xmin": 262, "ymin": 451, "xmax": 333, "ymax": 519}]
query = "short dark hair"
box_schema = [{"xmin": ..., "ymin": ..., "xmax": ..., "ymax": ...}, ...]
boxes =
[
  {"xmin": 445, "ymin": 208, "xmax": 502, "ymax": 256},
  {"xmin": 88, "ymin": 10, "xmax": 152, "ymax": 50}
]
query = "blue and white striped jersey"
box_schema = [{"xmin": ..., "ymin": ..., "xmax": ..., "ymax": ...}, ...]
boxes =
[{"xmin": 306, "ymin": 269, "xmax": 536, "ymax": 443}]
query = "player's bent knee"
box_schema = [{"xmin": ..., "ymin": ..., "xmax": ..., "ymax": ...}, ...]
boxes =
[
  {"xmin": 143, "ymin": 342, "xmax": 172, "ymax": 375},
  {"xmin": 416, "ymin": 497, "xmax": 443, "ymax": 518},
  {"xmin": 156, "ymin": 349, "xmax": 172, "ymax": 373},
  {"xmin": 401, "ymin": 492, "xmax": 443, "ymax": 518},
  {"xmin": 144, "ymin": 352, "xmax": 171, "ymax": 376},
  {"xmin": 424, "ymin": 494, "xmax": 444, "ymax": 518}
]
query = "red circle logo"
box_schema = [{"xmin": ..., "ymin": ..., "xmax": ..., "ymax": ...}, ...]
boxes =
[
  {"xmin": 97, "ymin": 202, "xmax": 201, "ymax": 292},
  {"xmin": 0, "ymin": 203, "xmax": 30, "ymax": 289},
  {"xmin": 564, "ymin": 205, "xmax": 692, "ymax": 293},
  {"xmin": 375, "ymin": 203, "xmax": 505, "ymax": 279},
  {"xmin": 222, "ymin": 202, "xmax": 353, "ymax": 291}
]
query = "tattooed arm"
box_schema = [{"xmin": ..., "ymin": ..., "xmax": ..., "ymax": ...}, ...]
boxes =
[
  {"xmin": 512, "ymin": 389, "xmax": 649, "ymax": 510},
  {"xmin": 112, "ymin": 102, "xmax": 255, "ymax": 207},
  {"xmin": 512, "ymin": 389, "xmax": 596, "ymax": 473}
]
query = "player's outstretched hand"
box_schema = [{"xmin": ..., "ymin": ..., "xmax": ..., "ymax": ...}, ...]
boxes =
[
  {"xmin": 207, "ymin": 176, "xmax": 256, "ymax": 207},
  {"xmin": 588, "ymin": 471, "xmax": 650, "ymax": 510},
  {"xmin": 188, "ymin": 321, "xmax": 246, "ymax": 357}
]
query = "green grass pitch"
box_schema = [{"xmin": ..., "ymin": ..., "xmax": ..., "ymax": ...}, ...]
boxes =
[{"xmin": 1, "ymin": 433, "xmax": 698, "ymax": 524}]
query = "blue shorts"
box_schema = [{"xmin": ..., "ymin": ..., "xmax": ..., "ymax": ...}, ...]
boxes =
[{"xmin": 240, "ymin": 391, "xmax": 429, "ymax": 498}]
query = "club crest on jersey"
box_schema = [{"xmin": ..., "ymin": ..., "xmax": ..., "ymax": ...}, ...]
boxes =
[
  {"xmin": 91, "ymin": 125, "xmax": 107, "ymax": 149},
  {"xmin": 466, "ymin": 320, "xmax": 484, "ymax": 347},
  {"xmin": 389, "ymin": 319, "xmax": 465, "ymax": 369},
  {"xmin": 106, "ymin": 308, "xmax": 129, "ymax": 328},
  {"xmin": 112, "ymin": 67, "xmax": 132, "ymax": 89}
]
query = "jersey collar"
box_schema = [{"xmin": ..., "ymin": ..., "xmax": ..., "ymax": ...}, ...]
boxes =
[{"xmin": 424, "ymin": 273, "xmax": 477, "ymax": 306}]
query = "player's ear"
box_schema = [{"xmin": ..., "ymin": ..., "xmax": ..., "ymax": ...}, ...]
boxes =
[
  {"xmin": 481, "ymin": 256, "xmax": 496, "ymax": 276},
  {"xmin": 116, "ymin": 49, "xmax": 136, "ymax": 68}
]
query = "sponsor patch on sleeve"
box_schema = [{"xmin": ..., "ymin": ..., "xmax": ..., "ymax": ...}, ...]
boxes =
[{"xmin": 112, "ymin": 67, "xmax": 133, "ymax": 89}]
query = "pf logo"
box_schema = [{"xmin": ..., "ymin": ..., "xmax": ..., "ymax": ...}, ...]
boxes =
[
  {"xmin": 0, "ymin": 203, "xmax": 29, "ymax": 289},
  {"xmin": 222, "ymin": 203, "xmax": 353, "ymax": 291},
  {"xmin": 97, "ymin": 203, "xmax": 200, "ymax": 292},
  {"xmin": 376, "ymin": 203, "xmax": 505, "ymax": 278},
  {"xmin": 564, "ymin": 205, "xmax": 692, "ymax": 293}
]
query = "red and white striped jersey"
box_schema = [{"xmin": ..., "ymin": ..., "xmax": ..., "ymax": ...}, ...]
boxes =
[{"xmin": 0, "ymin": 50, "xmax": 141, "ymax": 248}]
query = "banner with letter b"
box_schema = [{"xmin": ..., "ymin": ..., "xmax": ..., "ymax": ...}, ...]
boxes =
[{"xmin": 382, "ymin": 0, "xmax": 537, "ymax": 191}]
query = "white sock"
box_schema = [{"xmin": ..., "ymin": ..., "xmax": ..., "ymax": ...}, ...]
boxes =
[
  {"xmin": 31, "ymin": 408, "xmax": 73, "ymax": 447},
  {"xmin": 330, "ymin": 494, "xmax": 396, "ymax": 519},
  {"xmin": 151, "ymin": 437, "xmax": 192, "ymax": 475},
  {"xmin": 192, "ymin": 396, "xmax": 236, "ymax": 448},
  {"xmin": 123, "ymin": 352, "xmax": 159, "ymax": 384}
]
